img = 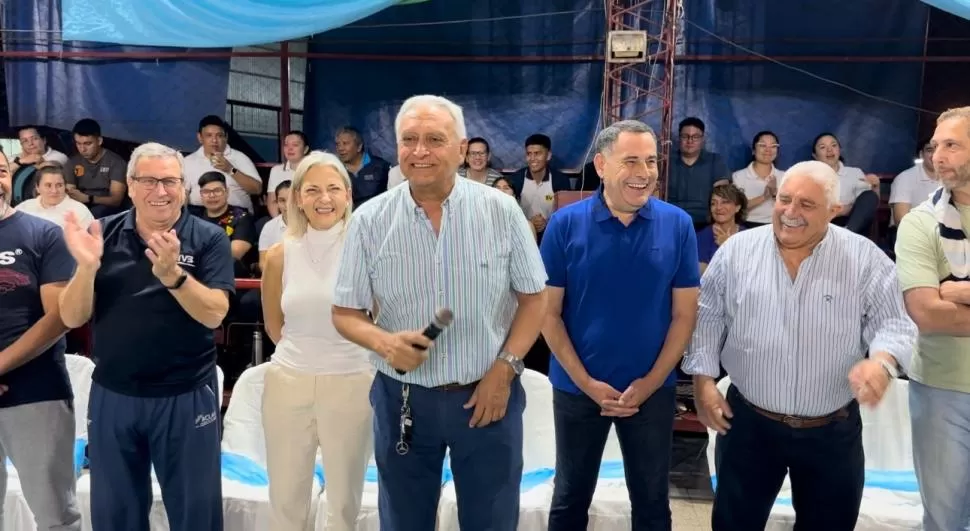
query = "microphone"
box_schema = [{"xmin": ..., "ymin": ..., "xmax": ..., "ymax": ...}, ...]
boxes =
[{"xmin": 395, "ymin": 307, "xmax": 454, "ymax": 375}]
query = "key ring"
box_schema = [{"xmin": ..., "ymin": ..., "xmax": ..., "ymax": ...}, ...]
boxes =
[{"xmin": 396, "ymin": 441, "xmax": 410, "ymax": 455}]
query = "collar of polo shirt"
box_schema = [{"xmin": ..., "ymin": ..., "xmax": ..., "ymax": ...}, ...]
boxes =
[
  {"xmin": 591, "ymin": 188, "xmax": 652, "ymax": 223},
  {"xmin": 404, "ymin": 174, "xmax": 469, "ymax": 220}
]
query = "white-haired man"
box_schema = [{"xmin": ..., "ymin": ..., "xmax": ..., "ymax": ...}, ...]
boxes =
[
  {"xmin": 59, "ymin": 142, "xmax": 235, "ymax": 531},
  {"xmin": 683, "ymin": 160, "xmax": 916, "ymax": 530},
  {"xmin": 895, "ymin": 106, "xmax": 970, "ymax": 531},
  {"xmin": 332, "ymin": 95, "xmax": 548, "ymax": 531}
]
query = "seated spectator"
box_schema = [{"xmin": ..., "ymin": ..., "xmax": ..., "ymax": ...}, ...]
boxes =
[
  {"xmin": 334, "ymin": 125, "xmax": 390, "ymax": 206},
  {"xmin": 492, "ymin": 176, "xmax": 537, "ymax": 241},
  {"xmin": 458, "ymin": 137, "xmax": 503, "ymax": 186},
  {"xmin": 507, "ymin": 134, "xmax": 572, "ymax": 240},
  {"xmin": 812, "ymin": 132, "xmax": 880, "ymax": 235},
  {"xmin": 732, "ymin": 131, "xmax": 784, "ymax": 227},
  {"xmin": 258, "ymin": 180, "xmax": 291, "ymax": 273},
  {"xmin": 697, "ymin": 184, "xmax": 748, "ymax": 274},
  {"xmin": 189, "ymin": 171, "xmax": 257, "ymax": 277},
  {"xmin": 9, "ymin": 126, "xmax": 70, "ymax": 206},
  {"xmin": 667, "ymin": 117, "xmax": 730, "ymax": 229},
  {"xmin": 890, "ymin": 137, "xmax": 938, "ymax": 226},
  {"xmin": 17, "ymin": 164, "xmax": 94, "ymax": 229},
  {"xmin": 183, "ymin": 115, "xmax": 262, "ymax": 212},
  {"xmin": 65, "ymin": 118, "xmax": 128, "ymax": 218},
  {"xmin": 266, "ymin": 130, "xmax": 309, "ymax": 217}
]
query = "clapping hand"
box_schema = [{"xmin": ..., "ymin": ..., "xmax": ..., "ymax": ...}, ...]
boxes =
[
  {"xmin": 63, "ymin": 211, "xmax": 103, "ymax": 269},
  {"xmin": 145, "ymin": 230, "xmax": 182, "ymax": 283}
]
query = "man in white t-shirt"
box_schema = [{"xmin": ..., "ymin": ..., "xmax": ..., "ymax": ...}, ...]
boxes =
[
  {"xmin": 890, "ymin": 138, "xmax": 939, "ymax": 226},
  {"xmin": 258, "ymin": 180, "xmax": 291, "ymax": 273},
  {"xmin": 183, "ymin": 115, "xmax": 262, "ymax": 212}
]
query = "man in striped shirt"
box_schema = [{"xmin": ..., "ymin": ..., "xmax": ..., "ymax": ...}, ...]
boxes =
[
  {"xmin": 684, "ymin": 160, "xmax": 916, "ymax": 530},
  {"xmin": 332, "ymin": 94, "xmax": 548, "ymax": 531}
]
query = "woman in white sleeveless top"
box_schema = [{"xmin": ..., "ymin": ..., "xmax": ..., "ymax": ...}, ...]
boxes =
[{"xmin": 261, "ymin": 151, "xmax": 373, "ymax": 531}]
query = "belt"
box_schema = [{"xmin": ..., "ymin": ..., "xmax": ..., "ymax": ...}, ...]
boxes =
[
  {"xmin": 431, "ymin": 381, "xmax": 479, "ymax": 392},
  {"xmin": 738, "ymin": 392, "xmax": 850, "ymax": 429}
]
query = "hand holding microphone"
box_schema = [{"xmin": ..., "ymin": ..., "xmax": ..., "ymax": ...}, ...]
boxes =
[{"xmin": 384, "ymin": 308, "xmax": 454, "ymax": 375}]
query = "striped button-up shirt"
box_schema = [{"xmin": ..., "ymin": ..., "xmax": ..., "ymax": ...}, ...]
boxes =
[
  {"xmin": 333, "ymin": 176, "xmax": 548, "ymax": 387},
  {"xmin": 682, "ymin": 225, "xmax": 916, "ymax": 416}
]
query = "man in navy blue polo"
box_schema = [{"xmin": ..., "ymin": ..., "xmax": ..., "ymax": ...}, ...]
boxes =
[
  {"xmin": 59, "ymin": 142, "xmax": 234, "ymax": 531},
  {"xmin": 0, "ymin": 148, "xmax": 82, "ymax": 530},
  {"xmin": 540, "ymin": 120, "xmax": 700, "ymax": 531}
]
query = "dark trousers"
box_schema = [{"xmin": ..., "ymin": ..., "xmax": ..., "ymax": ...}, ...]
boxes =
[
  {"xmin": 712, "ymin": 385, "xmax": 864, "ymax": 531},
  {"xmin": 370, "ymin": 371, "xmax": 525, "ymax": 531},
  {"xmin": 832, "ymin": 189, "xmax": 879, "ymax": 235},
  {"xmin": 87, "ymin": 376, "xmax": 223, "ymax": 531},
  {"xmin": 548, "ymin": 386, "xmax": 676, "ymax": 531}
]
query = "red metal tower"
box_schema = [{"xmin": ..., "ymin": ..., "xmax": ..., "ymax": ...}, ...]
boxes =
[{"xmin": 603, "ymin": 0, "xmax": 681, "ymax": 199}]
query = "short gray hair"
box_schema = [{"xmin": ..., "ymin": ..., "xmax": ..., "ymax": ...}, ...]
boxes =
[
  {"xmin": 594, "ymin": 120, "xmax": 657, "ymax": 155},
  {"xmin": 779, "ymin": 160, "xmax": 841, "ymax": 207},
  {"xmin": 127, "ymin": 142, "xmax": 184, "ymax": 178},
  {"xmin": 395, "ymin": 95, "xmax": 468, "ymax": 141}
]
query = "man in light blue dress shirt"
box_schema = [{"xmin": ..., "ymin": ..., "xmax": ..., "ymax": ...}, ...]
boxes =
[
  {"xmin": 683, "ymin": 160, "xmax": 916, "ymax": 531},
  {"xmin": 331, "ymin": 94, "xmax": 548, "ymax": 531}
]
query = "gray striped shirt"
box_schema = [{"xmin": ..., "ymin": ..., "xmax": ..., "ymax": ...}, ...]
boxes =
[
  {"xmin": 333, "ymin": 176, "xmax": 547, "ymax": 387},
  {"xmin": 682, "ymin": 225, "xmax": 916, "ymax": 416}
]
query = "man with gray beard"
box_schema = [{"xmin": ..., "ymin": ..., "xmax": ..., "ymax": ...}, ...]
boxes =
[
  {"xmin": 684, "ymin": 160, "xmax": 916, "ymax": 530},
  {"xmin": 895, "ymin": 106, "xmax": 970, "ymax": 531}
]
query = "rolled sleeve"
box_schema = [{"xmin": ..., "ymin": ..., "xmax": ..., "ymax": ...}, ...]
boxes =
[
  {"xmin": 673, "ymin": 217, "xmax": 701, "ymax": 288},
  {"xmin": 508, "ymin": 202, "xmax": 547, "ymax": 294},
  {"xmin": 199, "ymin": 231, "xmax": 236, "ymax": 294},
  {"xmin": 682, "ymin": 245, "xmax": 729, "ymax": 378},
  {"xmin": 895, "ymin": 211, "xmax": 943, "ymax": 291},
  {"xmin": 332, "ymin": 214, "xmax": 374, "ymax": 310},
  {"xmin": 539, "ymin": 212, "xmax": 567, "ymax": 288},
  {"xmin": 863, "ymin": 247, "xmax": 917, "ymax": 374}
]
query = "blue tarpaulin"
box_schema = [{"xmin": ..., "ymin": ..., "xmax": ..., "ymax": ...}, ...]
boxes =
[
  {"xmin": 923, "ymin": 0, "xmax": 970, "ymax": 20},
  {"xmin": 61, "ymin": 0, "xmax": 399, "ymax": 48}
]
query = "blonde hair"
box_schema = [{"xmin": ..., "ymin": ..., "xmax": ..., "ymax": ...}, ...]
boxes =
[{"xmin": 285, "ymin": 150, "xmax": 353, "ymax": 238}]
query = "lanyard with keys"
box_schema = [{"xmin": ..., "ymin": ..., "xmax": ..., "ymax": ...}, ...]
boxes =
[{"xmin": 397, "ymin": 384, "xmax": 413, "ymax": 456}]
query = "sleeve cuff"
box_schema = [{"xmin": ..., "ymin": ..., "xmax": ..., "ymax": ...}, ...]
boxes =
[{"xmin": 681, "ymin": 351, "xmax": 721, "ymax": 379}]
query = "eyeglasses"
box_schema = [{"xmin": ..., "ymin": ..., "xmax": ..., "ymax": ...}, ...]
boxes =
[
  {"xmin": 682, "ymin": 134, "xmax": 704, "ymax": 142},
  {"xmin": 131, "ymin": 176, "xmax": 183, "ymax": 190},
  {"xmin": 200, "ymin": 188, "xmax": 226, "ymax": 197}
]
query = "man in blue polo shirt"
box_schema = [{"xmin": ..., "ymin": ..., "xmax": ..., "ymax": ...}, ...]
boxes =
[
  {"xmin": 0, "ymin": 148, "xmax": 82, "ymax": 530},
  {"xmin": 540, "ymin": 120, "xmax": 700, "ymax": 530},
  {"xmin": 58, "ymin": 142, "xmax": 234, "ymax": 531}
]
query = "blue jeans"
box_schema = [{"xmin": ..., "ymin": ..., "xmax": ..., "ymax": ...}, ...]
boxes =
[
  {"xmin": 370, "ymin": 371, "xmax": 525, "ymax": 531},
  {"xmin": 548, "ymin": 386, "xmax": 675, "ymax": 531},
  {"xmin": 87, "ymin": 376, "xmax": 222, "ymax": 531},
  {"xmin": 910, "ymin": 380, "xmax": 970, "ymax": 531},
  {"xmin": 712, "ymin": 385, "xmax": 863, "ymax": 531}
]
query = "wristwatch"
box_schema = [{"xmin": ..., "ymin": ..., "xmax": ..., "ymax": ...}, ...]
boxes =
[
  {"xmin": 497, "ymin": 351, "xmax": 525, "ymax": 375},
  {"xmin": 163, "ymin": 271, "xmax": 189, "ymax": 290}
]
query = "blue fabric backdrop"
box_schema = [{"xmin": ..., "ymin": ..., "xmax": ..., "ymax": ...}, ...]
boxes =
[
  {"xmin": 61, "ymin": 0, "xmax": 399, "ymax": 48},
  {"xmin": 5, "ymin": 0, "xmax": 230, "ymax": 149},
  {"xmin": 680, "ymin": 0, "xmax": 931, "ymax": 173},
  {"xmin": 303, "ymin": 0, "xmax": 606, "ymax": 170},
  {"xmin": 923, "ymin": 0, "xmax": 970, "ymax": 20}
]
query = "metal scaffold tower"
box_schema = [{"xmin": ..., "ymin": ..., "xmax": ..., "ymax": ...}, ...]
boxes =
[{"xmin": 603, "ymin": 0, "xmax": 682, "ymax": 199}]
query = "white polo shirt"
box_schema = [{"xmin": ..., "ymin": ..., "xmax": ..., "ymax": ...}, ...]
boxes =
[
  {"xmin": 520, "ymin": 174, "xmax": 555, "ymax": 220},
  {"xmin": 43, "ymin": 147, "xmax": 69, "ymax": 166},
  {"xmin": 258, "ymin": 215, "xmax": 287, "ymax": 252},
  {"xmin": 835, "ymin": 162, "xmax": 870, "ymax": 206},
  {"xmin": 889, "ymin": 164, "xmax": 939, "ymax": 225},
  {"xmin": 267, "ymin": 161, "xmax": 295, "ymax": 194},
  {"xmin": 183, "ymin": 147, "xmax": 261, "ymax": 212},
  {"xmin": 731, "ymin": 163, "xmax": 785, "ymax": 224}
]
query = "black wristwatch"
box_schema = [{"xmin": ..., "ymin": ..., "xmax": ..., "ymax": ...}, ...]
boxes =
[{"xmin": 163, "ymin": 272, "xmax": 189, "ymax": 290}]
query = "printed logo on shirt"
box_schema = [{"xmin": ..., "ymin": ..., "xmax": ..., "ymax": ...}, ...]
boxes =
[
  {"xmin": 545, "ymin": 194, "xmax": 554, "ymax": 202},
  {"xmin": 99, "ymin": 166, "xmax": 110, "ymax": 174},
  {"xmin": 824, "ymin": 295, "xmax": 833, "ymax": 303},
  {"xmin": 74, "ymin": 165, "xmax": 85, "ymax": 177},
  {"xmin": 178, "ymin": 254, "xmax": 196, "ymax": 268},
  {"xmin": 195, "ymin": 412, "xmax": 218, "ymax": 429},
  {"xmin": 0, "ymin": 248, "xmax": 23, "ymax": 266}
]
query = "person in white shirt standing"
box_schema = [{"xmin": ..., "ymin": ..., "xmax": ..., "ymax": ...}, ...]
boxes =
[
  {"xmin": 183, "ymin": 115, "xmax": 262, "ymax": 212},
  {"xmin": 266, "ymin": 131, "xmax": 309, "ymax": 217},
  {"xmin": 889, "ymin": 137, "xmax": 939, "ymax": 226},
  {"xmin": 17, "ymin": 164, "xmax": 94, "ymax": 230},
  {"xmin": 260, "ymin": 151, "xmax": 373, "ymax": 531},
  {"xmin": 731, "ymin": 131, "xmax": 784, "ymax": 227}
]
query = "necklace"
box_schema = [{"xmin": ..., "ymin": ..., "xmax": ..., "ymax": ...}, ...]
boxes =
[{"xmin": 303, "ymin": 228, "xmax": 343, "ymax": 266}]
